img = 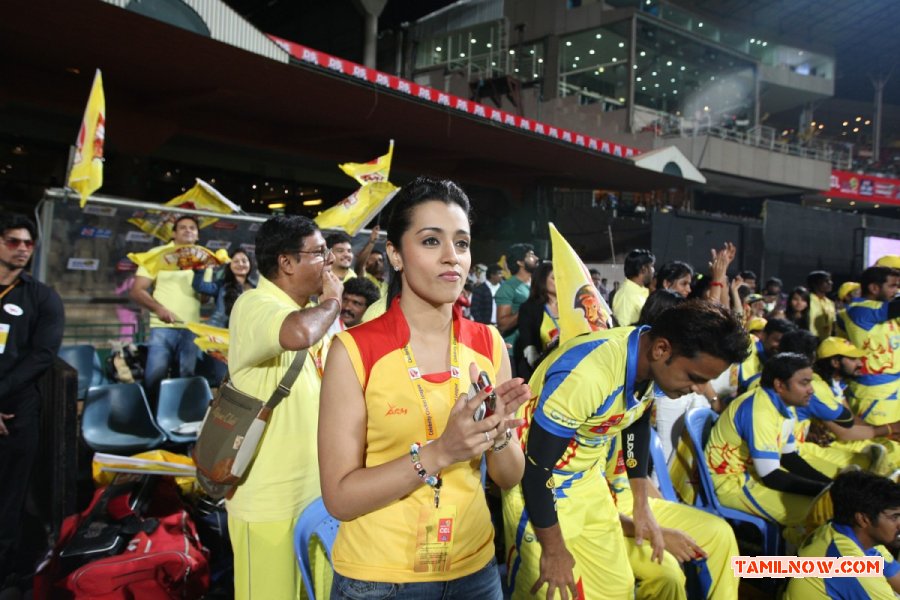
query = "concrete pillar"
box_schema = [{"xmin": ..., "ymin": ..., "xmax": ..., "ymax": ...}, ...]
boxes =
[
  {"xmin": 354, "ymin": 0, "xmax": 388, "ymax": 68},
  {"xmin": 873, "ymin": 77, "xmax": 886, "ymax": 163}
]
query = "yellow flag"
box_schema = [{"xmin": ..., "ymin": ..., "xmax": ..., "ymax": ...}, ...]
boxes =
[
  {"xmin": 314, "ymin": 181, "xmax": 398, "ymax": 235},
  {"xmin": 127, "ymin": 242, "xmax": 230, "ymax": 278},
  {"xmin": 338, "ymin": 140, "xmax": 393, "ymax": 185},
  {"xmin": 549, "ymin": 223, "xmax": 612, "ymax": 345},
  {"xmin": 69, "ymin": 69, "xmax": 105, "ymax": 208},
  {"xmin": 128, "ymin": 179, "xmax": 241, "ymax": 242},
  {"xmin": 187, "ymin": 322, "xmax": 230, "ymax": 364}
]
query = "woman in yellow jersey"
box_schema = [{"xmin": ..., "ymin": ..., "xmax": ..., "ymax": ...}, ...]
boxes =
[
  {"xmin": 515, "ymin": 262, "xmax": 559, "ymax": 380},
  {"xmin": 319, "ymin": 176, "xmax": 530, "ymax": 600}
]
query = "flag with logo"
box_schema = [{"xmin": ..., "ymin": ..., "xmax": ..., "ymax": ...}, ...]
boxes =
[
  {"xmin": 69, "ymin": 69, "xmax": 106, "ymax": 208},
  {"xmin": 549, "ymin": 223, "xmax": 612, "ymax": 345},
  {"xmin": 187, "ymin": 322, "xmax": 230, "ymax": 364},
  {"xmin": 128, "ymin": 179, "xmax": 242, "ymax": 242},
  {"xmin": 127, "ymin": 242, "xmax": 230, "ymax": 278},
  {"xmin": 338, "ymin": 140, "xmax": 393, "ymax": 185},
  {"xmin": 314, "ymin": 181, "xmax": 398, "ymax": 236}
]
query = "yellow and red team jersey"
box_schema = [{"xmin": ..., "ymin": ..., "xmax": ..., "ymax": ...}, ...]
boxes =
[
  {"xmin": 794, "ymin": 373, "xmax": 846, "ymax": 443},
  {"xmin": 331, "ymin": 300, "xmax": 504, "ymax": 583},
  {"xmin": 844, "ymin": 298, "xmax": 900, "ymax": 424},
  {"xmin": 706, "ymin": 387, "xmax": 796, "ymax": 477},
  {"xmin": 785, "ymin": 522, "xmax": 900, "ymax": 600},
  {"xmin": 502, "ymin": 326, "xmax": 654, "ymax": 599}
]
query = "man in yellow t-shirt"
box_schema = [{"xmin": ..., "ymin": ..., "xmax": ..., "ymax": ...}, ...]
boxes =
[
  {"xmin": 808, "ymin": 270, "xmax": 836, "ymax": 341},
  {"xmin": 129, "ymin": 215, "xmax": 202, "ymax": 404},
  {"xmin": 226, "ymin": 215, "xmax": 343, "ymax": 600},
  {"xmin": 612, "ymin": 249, "xmax": 654, "ymax": 326}
]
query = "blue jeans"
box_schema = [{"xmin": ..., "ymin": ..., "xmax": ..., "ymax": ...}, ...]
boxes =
[
  {"xmin": 331, "ymin": 558, "xmax": 503, "ymax": 600},
  {"xmin": 143, "ymin": 327, "xmax": 198, "ymax": 406}
]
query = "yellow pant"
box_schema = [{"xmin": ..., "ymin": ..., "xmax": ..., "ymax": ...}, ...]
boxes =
[
  {"xmin": 712, "ymin": 473, "xmax": 815, "ymax": 526},
  {"xmin": 502, "ymin": 465, "xmax": 634, "ymax": 599},
  {"xmin": 622, "ymin": 497, "xmax": 739, "ymax": 600},
  {"xmin": 832, "ymin": 438, "xmax": 900, "ymax": 473},
  {"xmin": 798, "ymin": 442, "xmax": 871, "ymax": 478},
  {"xmin": 228, "ymin": 514, "xmax": 333, "ymax": 600}
]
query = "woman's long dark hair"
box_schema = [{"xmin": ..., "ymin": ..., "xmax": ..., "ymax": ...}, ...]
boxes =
[
  {"xmin": 787, "ymin": 285, "xmax": 810, "ymax": 330},
  {"xmin": 223, "ymin": 250, "xmax": 256, "ymax": 318},
  {"xmin": 525, "ymin": 262, "xmax": 554, "ymax": 306},
  {"xmin": 385, "ymin": 176, "xmax": 472, "ymax": 306}
]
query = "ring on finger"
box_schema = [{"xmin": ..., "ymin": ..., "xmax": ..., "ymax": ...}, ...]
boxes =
[{"xmin": 484, "ymin": 431, "xmax": 491, "ymax": 443}]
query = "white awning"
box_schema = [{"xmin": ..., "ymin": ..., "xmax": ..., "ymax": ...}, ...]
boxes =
[{"xmin": 629, "ymin": 146, "xmax": 707, "ymax": 184}]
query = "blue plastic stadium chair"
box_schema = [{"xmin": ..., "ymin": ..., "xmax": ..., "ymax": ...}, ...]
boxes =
[
  {"xmin": 58, "ymin": 344, "xmax": 97, "ymax": 399},
  {"xmin": 293, "ymin": 498, "xmax": 339, "ymax": 600},
  {"xmin": 82, "ymin": 383, "xmax": 167, "ymax": 453},
  {"xmin": 683, "ymin": 407, "xmax": 783, "ymax": 556},
  {"xmin": 156, "ymin": 376, "xmax": 213, "ymax": 443},
  {"xmin": 650, "ymin": 427, "xmax": 678, "ymax": 502}
]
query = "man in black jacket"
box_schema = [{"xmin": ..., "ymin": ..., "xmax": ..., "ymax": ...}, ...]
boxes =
[
  {"xmin": 0, "ymin": 214, "xmax": 64, "ymax": 589},
  {"xmin": 470, "ymin": 263, "xmax": 503, "ymax": 325}
]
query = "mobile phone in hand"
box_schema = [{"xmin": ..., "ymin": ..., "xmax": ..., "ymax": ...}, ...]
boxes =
[{"xmin": 471, "ymin": 371, "xmax": 497, "ymax": 421}]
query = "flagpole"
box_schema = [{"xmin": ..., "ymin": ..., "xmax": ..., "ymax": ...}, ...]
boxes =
[{"xmin": 45, "ymin": 187, "xmax": 268, "ymax": 223}]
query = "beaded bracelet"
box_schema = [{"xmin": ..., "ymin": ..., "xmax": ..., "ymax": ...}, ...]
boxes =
[
  {"xmin": 491, "ymin": 429, "xmax": 513, "ymax": 452},
  {"xmin": 410, "ymin": 442, "xmax": 443, "ymax": 507}
]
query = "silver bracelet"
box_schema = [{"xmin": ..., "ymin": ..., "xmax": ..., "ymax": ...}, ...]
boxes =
[{"xmin": 491, "ymin": 429, "xmax": 513, "ymax": 452}]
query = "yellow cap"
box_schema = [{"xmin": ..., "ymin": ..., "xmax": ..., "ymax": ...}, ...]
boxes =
[
  {"xmin": 817, "ymin": 336, "xmax": 866, "ymax": 360},
  {"xmin": 837, "ymin": 281, "xmax": 860, "ymax": 302},
  {"xmin": 746, "ymin": 316, "xmax": 767, "ymax": 332},
  {"xmin": 875, "ymin": 255, "xmax": 900, "ymax": 269}
]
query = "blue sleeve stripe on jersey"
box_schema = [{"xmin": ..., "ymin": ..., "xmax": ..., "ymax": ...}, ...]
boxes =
[
  {"xmin": 856, "ymin": 372, "xmax": 900, "ymax": 387},
  {"xmin": 847, "ymin": 303, "xmax": 890, "ymax": 331},
  {"xmin": 884, "ymin": 556, "xmax": 900, "ymax": 578},
  {"xmin": 733, "ymin": 398, "xmax": 757, "ymax": 453},
  {"xmin": 592, "ymin": 384, "xmax": 624, "ymax": 417},
  {"xmin": 808, "ymin": 395, "xmax": 844, "ymax": 421},
  {"xmin": 539, "ymin": 338, "xmax": 609, "ymax": 403},
  {"xmin": 532, "ymin": 410, "xmax": 578, "ymax": 438}
]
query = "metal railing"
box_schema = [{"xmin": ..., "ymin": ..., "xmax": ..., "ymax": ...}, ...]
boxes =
[{"xmin": 653, "ymin": 116, "xmax": 852, "ymax": 168}]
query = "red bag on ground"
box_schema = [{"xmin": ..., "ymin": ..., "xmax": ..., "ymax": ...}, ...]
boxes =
[{"xmin": 35, "ymin": 475, "xmax": 210, "ymax": 599}]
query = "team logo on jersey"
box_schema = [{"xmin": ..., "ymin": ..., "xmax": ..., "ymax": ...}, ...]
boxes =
[
  {"xmin": 3, "ymin": 304, "xmax": 23, "ymax": 316},
  {"xmin": 385, "ymin": 403, "xmax": 408, "ymax": 416}
]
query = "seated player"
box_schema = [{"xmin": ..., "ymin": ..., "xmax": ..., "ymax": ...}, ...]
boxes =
[
  {"xmin": 736, "ymin": 318, "xmax": 796, "ymax": 393},
  {"xmin": 785, "ymin": 470, "xmax": 900, "ymax": 600},
  {"xmin": 706, "ymin": 353, "xmax": 831, "ymax": 526}
]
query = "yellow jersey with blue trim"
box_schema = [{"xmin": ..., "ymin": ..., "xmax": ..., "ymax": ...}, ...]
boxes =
[
  {"xmin": 521, "ymin": 326, "xmax": 654, "ymax": 476},
  {"xmin": 844, "ymin": 297, "xmax": 900, "ymax": 380},
  {"xmin": 792, "ymin": 373, "xmax": 846, "ymax": 443},
  {"xmin": 736, "ymin": 336, "xmax": 766, "ymax": 392},
  {"xmin": 706, "ymin": 387, "xmax": 797, "ymax": 477},
  {"xmin": 785, "ymin": 522, "xmax": 899, "ymax": 600}
]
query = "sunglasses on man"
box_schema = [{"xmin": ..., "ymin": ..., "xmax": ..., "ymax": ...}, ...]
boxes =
[{"xmin": 3, "ymin": 236, "xmax": 35, "ymax": 250}]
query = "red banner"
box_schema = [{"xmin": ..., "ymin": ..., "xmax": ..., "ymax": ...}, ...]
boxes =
[
  {"xmin": 268, "ymin": 35, "xmax": 641, "ymax": 160},
  {"xmin": 828, "ymin": 169, "xmax": 900, "ymax": 206}
]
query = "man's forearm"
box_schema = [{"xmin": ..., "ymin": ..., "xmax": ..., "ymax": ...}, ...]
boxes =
[{"xmin": 280, "ymin": 299, "xmax": 341, "ymax": 350}]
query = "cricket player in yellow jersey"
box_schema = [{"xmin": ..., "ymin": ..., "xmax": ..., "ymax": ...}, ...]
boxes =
[
  {"xmin": 844, "ymin": 266, "xmax": 900, "ymax": 426},
  {"xmin": 504, "ymin": 301, "xmax": 748, "ymax": 599},
  {"xmin": 604, "ymin": 434, "xmax": 739, "ymax": 600},
  {"xmin": 707, "ymin": 353, "xmax": 833, "ymax": 526},
  {"xmin": 806, "ymin": 337, "xmax": 900, "ymax": 474},
  {"xmin": 785, "ymin": 470, "xmax": 900, "ymax": 600}
]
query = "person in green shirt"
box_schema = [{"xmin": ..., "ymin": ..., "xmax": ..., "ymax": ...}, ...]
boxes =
[{"xmin": 495, "ymin": 243, "xmax": 539, "ymax": 360}]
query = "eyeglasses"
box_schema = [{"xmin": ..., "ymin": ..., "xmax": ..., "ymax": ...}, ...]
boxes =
[
  {"xmin": 293, "ymin": 247, "xmax": 331, "ymax": 261},
  {"xmin": 3, "ymin": 237, "xmax": 35, "ymax": 250}
]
